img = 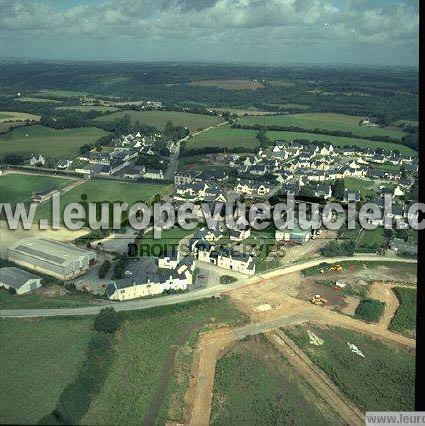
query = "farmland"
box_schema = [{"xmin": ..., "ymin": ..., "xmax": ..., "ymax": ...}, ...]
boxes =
[
  {"xmin": 285, "ymin": 325, "xmax": 415, "ymax": 412},
  {"xmin": 0, "ymin": 125, "xmax": 110, "ymax": 160},
  {"xmin": 35, "ymin": 180, "xmax": 166, "ymax": 222},
  {"xmin": 389, "ymin": 287, "xmax": 417, "ymax": 338},
  {"xmin": 56, "ymin": 105, "xmax": 119, "ymax": 112},
  {"xmin": 15, "ymin": 97, "xmax": 62, "ymax": 103},
  {"xmin": 188, "ymin": 79, "xmax": 263, "ymax": 90},
  {"xmin": 239, "ymin": 113, "xmax": 406, "ymax": 139},
  {"xmin": 0, "ymin": 111, "xmax": 40, "ymax": 122},
  {"xmin": 93, "ymin": 110, "xmax": 223, "ymax": 132},
  {"xmin": 0, "ymin": 173, "xmax": 75, "ymax": 205},
  {"xmin": 265, "ymin": 130, "xmax": 415, "ymax": 155},
  {"xmin": 185, "ymin": 126, "xmax": 259, "ymax": 152},
  {"xmin": 211, "ymin": 335, "xmax": 340, "ymax": 425},
  {"xmin": 37, "ymin": 89, "xmax": 90, "ymax": 98},
  {"xmin": 82, "ymin": 298, "xmax": 246, "ymax": 425},
  {"xmin": 0, "ymin": 317, "xmax": 94, "ymax": 424}
]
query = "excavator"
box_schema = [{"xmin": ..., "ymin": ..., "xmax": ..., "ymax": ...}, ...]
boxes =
[
  {"xmin": 329, "ymin": 264, "xmax": 343, "ymax": 271},
  {"xmin": 309, "ymin": 294, "xmax": 327, "ymax": 306}
]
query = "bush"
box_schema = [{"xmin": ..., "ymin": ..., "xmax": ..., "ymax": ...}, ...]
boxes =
[
  {"xmin": 94, "ymin": 307, "xmax": 120, "ymax": 333},
  {"xmin": 355, "ymin": 298, "xmax": 385, "ymax": 323},
  {"xmin": 220, "ymin": 275, "xmax": 237, "ymax": 284},
  {"xmin": 55, "ymin": 382, "xmax": 90, "ymax": 424},
  {"xmin": 8, "ymin": 287, "xmax": 17, "ymax": 295}
]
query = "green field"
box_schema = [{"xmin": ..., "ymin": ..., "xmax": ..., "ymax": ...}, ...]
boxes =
[
  {"xmin": 93, "ymin": 110, "xmax": 223, "ymax": 132},
  {"xmin": 211, "ymin": 335, "xmax": 340, "ymax": 425},
  {"xmin": 188, "ymin": 79, "xmax": 263, "ymax": 90},
  {"xmin": 35, "ymin": 180, "xmax": 166, "ymax": 222},
  {"xmin": 185, "ymin": 126, "xmax": 259, "ymax": 151},
  {"xmin": 355, "ymin": 298, "xmax": 385, "ymax": 322},
  {"xmin": 0, "ymin": 317, "xmax": 94, "ymax": 424},
  {"xmin": 82, "ymin": 298, "xmax": 246, "ymax": 425},
  {"xmin": 37, "ymin": 89, "xmax": 90, "ymax": 98},
  {"xmin": 356, "ymin": 228, "xmax": 387, "ymax": 252},
  {"xmin": 56, "ymin": 105, "xmax": 119, "ymax": 112},
  {"xmin": 285, "ymin": 325, "xmax": 415, "ymax": 411},
  {"xmin": 0, "ymin": 111, "xmax": 41, "ymax": 122},
  {"xmin": 0, "ymin": 125, "xmax": 110, "ymax": 160},
  {"xmin": 344, "ymin": 177, "xmax": 375, "ymax": 198},
  {"xmin": 265, "ymin": 130, "xmax": 415, "ymax": 155},
  {"xmin": 0, "ymin": 173, "xmax": 75, "ymax": 205},
  {"xmin": 16, "ymin": 97, "xmax": 62, "ymax": 103},
  {"xmin": 389, "ymin": 287, "xmax": 417, "ymax": 338},
  {"xmin": 240, "ymin": 113, "xmax": 406, "ymax": 139}
]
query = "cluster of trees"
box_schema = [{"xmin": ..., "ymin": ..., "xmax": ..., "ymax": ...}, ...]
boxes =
[
  {"xmin": 112, "ymin": 255, "xmax": 128, "ymax": 280},
  {"xmin": 321, "ymin": 240, "xmax": 356, "ymax": 257},
  {"xmin": 164, "ymin": 120, "xmax": 189, "ymax": 142},
  {"xmin": 39, "ymin": 308, "xmax": 120, "ymax": 425},
  {"xmin": 98, "ymin": 260, "xmax": 112, "ymax": 279}
]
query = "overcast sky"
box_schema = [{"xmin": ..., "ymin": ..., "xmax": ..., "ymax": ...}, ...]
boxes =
[{"xmin": 0, "ymin": 0, "xmax": 419, "ymax": 66}]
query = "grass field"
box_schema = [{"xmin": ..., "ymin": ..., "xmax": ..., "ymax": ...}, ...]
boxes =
[
  {"xmin": 185, "ymin": 126, "xmax": 259, "ymax": 151},
  {"xmin": 82, "ymin": 298, "xmax": 246, "ymax": 425},
  {"xmin": 211, "ymin": 335, "xmax": 340, "ymax": 425},
  {"xmin": 0, "ymin": 121, "xmax": 31, "ymax": 133},
  {"xmin": 356, "ymin": 228, "xmax": 387, "ymax": 252},
  {"xmin": 56, "ymin": 105, "xmax": 119, "ymax": 112},
  {"xmin": 355, "ymin": 298, "xmax": 385, "ymax": 322},
  {"xmin": 139, "ymin": 226, "xmax": 199, "ymax": 255},
  {"xmin": 0, "ymin": 125, "xmax": 110, "ymax": 160},
  {"xmin": 344, "ymin": 177, "xmax": 375, "ymax": 197},
  {"xmin": 389, "ymin": 287, "xmax": 417, "ymax": 338},
  {"xmin": 0, "ymin": 317, "xmax": 94, "ymax": 424},
  {"xmin": 240, "ymin": 113, "xmax": 406, "ymax": 139},
  {"xmin": 37, "ymin": 89, "xmax": 90, "ymax": 98},
  {"xmin": 285, "ymin": 324, "xmax": 415, "ymax": 411},
  {"xmin": 265, "ymin": 130, "xmax": 415, "ymax": 155},
  {"xmin": 35, "ymin": 179, "xmax": 166, "ymax": 222},
  {"xmin": 188, "ymin": 79, "xmax": 263, "ymax": 90},
  {"xmin": 93, "ymin": 110, "xmax": 223, "ymax": 132},
  {"xmin": 0, "ymin": 173, "xmax": 75, "ymax": 205},
  {"xmin": 263, "ymin": 102, "xmax": 310, "ymax": 109},
  {"xmin": 0, "ymin": 111, "xmax": 41, "ymax": 122},
  {"xmin": 15, "ymin": 97, "xmax": 62, "ymax": 103}
]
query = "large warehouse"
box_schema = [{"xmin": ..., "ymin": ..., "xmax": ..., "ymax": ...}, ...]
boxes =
[{"xmin": 7, "ymin": 238, "xmax": 96, "ymax": 280}]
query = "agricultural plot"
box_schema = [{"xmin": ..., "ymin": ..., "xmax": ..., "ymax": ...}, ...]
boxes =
[
  {"xmin": 37, "ymin": 89, "xmax": 90, "ymax": 98},
  {"xmin": 265, "ymin": 130, "xmax": 415, "ymax": 155},
  {"xmin": 35, "ymin": 180, "xmax": 166, "ymax": 222},
  {"xmin": 82, "ymin": 298, "xmax": 246, "ymax": 425},
  {"xmin": 0, "ymin": 125, "xmax": 110, "ymax": 160},
  {"xmin": 15, "ymin": 97, "xmax": 62, "ymax": 103},
  {"xmin": 354, "ymin": 298, "xmax": 385, "ymax": 322},
  {"xmin": 0, "ymin": 173, "xmax": 75, "ymax": 206},
  {"xmin": 185, "ymin": 126, "xmax": 259, "ymax": 152},
  {"xmin": 0, "ymin": 111, "xmax": 40, "ymax": 122},
  {"xmin": 55, "ymin": 105, "xmax": 119, "ymax": 112},
  {"xmin": 188, "ymin": 79, "xmax": 263, "ymax": 90},
  {"xmin": 389, "ymin": 287, "xmax": 417, "ymax": 338},
  {"xmin": 211, "ymin": 335, "xmax": 341, "ymax": 425},
  {"xmin": 0, "ymin": 317, "xmax": 94, "ymax": 424},
  {"xmin": 285, "ymin": 325, "xmax": 415, "ymax": 412},
  {"xmin": 93, "ymin": 110, "xmax": 223, "ymax": 132},
  {"xmin": 240, "ymin": 113, "xmax": 406, "ymax": 139}
]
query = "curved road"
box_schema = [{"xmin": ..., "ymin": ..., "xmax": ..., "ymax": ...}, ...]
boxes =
[{"xmin": 0, "ymin": 255, "xmax": 416, "ymax": 318}]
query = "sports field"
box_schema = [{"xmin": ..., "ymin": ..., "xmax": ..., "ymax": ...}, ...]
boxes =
[
  {"xmin": 35, "ymin": 179, "xmax": 166, "ymax": 222},
  {"xmin": 265, "ymin": 130, "xmax": 416, "ymax": 155},
  {"xmin": 0, "ymin": 317, "xmax": 93, "ymax": 424},
  {"xmin": 0, "ymin": 173, "xmax": 75, "ymax": 205},
  {"xmin": 185, "ymin": 126, "xmax": 259, "ymax": 151},
  {"xmin": 239, "ymin": 113, "xmax": 406, "ymax": 139},
  {"xmin": 93, "ymin": 110, "xmax": 223, "ymax": 132},
  {"xmin": 0, "ymin": 125, "xmax": 110, "ymax": 160},
  {"xmin": 0, "ymin": 111, "xmax": 41, "ymax": 122}
]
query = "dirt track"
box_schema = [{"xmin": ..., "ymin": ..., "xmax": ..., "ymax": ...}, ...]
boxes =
[{"xmin": 185, "ymin": 285, "xmax": 416, "ymax": 426}]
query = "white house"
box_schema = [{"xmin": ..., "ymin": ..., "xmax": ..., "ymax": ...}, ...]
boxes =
[{"xmin": 30, "ymin": 154, "xmax": 46, "ymax": 166}]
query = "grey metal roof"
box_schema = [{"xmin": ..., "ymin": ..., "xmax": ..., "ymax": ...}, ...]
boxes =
[
  {"xmin": 0, "ymin": 267, "xmax": 40, "ymax": 289},
  {"xmin": 8, "ymin": 238, "xmax": 94, "ymax": 266}
]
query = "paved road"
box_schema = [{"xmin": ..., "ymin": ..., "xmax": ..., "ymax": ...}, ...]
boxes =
[{"xmin": 0, "ymin": 255, "xmax": 416, "ymax": 318}]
